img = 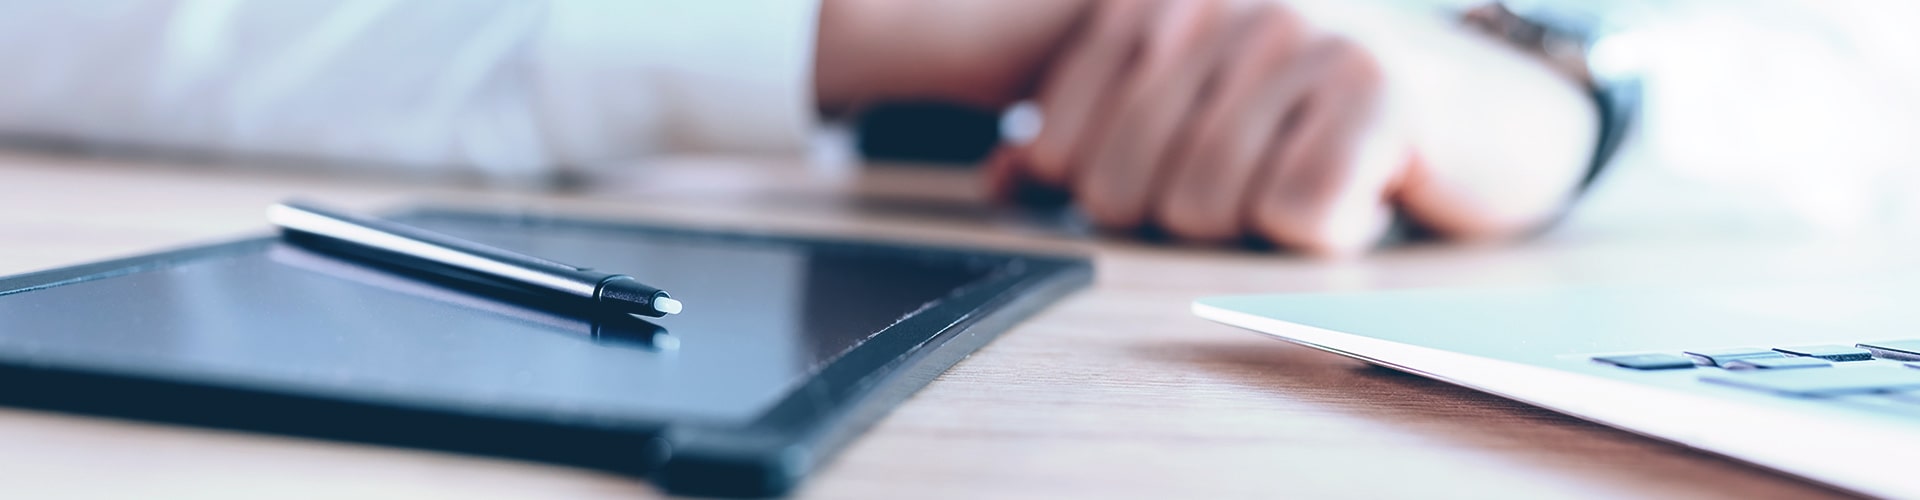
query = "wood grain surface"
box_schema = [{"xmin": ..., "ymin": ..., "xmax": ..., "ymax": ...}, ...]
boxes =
[{"xmin": 0, "ymin": 151, "xmax": 1855, "ymax": 499}]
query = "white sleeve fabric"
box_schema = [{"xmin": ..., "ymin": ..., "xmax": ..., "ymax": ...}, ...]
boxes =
[
  {"xmin": 1555, "ymin": 0, "xmax": 1920, "ymax": 240},
  {"xmin": 0, "ymin": 0, "xmax": 820, "ymax": 180}
]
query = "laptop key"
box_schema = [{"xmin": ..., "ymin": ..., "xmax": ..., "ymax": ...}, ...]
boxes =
[
  {"xmin": 1684, "ymin": 347, "xmax": 1785, "ymax": 367},
  {"xmin": 1774, "ymin": 345, "xmax": 1875, "ymax": 362},
  {"xmin": 1703, "ymin": 366, "xmax": 1920, "ymax": 396},
  {"xmin": 1859, "ymin": 340, "xmax": 1920, "ymax": 361},
  {"xmin": 1593, "ymin": 353, "xmax": 1696, "ymax": 370},
  {"xmin": 1724, "ymin": 357, "xmax": 1832, "ymax": 370}
]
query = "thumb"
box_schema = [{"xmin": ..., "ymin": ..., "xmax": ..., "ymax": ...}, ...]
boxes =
[
  {"xmin": 983, "ymin": 143, "xmax": 1076, "ymax": 207},
  {"xmin": 1390, "ymin": 149, "xmax": 1572, "ymax": 241},
  {"xmin": 981, "ymin": 144, "xmax": 1030, "ymax": 203}
]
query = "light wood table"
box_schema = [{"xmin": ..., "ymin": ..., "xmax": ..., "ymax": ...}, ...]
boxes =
[{"xmin": 0, "ymin": 151, "xmax": 1852, "ymax": 499}]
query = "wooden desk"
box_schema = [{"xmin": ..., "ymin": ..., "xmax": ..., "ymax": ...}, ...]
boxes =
[{"xmin": 0, "ymin": 151, "xmax": 1847, "ymax": 499}]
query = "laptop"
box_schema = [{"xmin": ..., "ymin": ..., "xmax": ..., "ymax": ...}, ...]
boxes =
[{"xmin": 1194, "ymin": 282, "xmax": 1920, "ymax": 498}]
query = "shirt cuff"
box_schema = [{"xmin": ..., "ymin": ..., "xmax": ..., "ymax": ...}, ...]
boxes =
[{"xmin": 531, "ymin": 1, "xmax": 820, "ymax": 166}]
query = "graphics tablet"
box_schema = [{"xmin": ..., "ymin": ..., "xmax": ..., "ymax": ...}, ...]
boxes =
[{"xmin": 0, "ymin": 207, "xmax": 1091, "ymax": 497}]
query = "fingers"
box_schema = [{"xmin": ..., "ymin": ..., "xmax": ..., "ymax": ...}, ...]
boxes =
[
  {"xmin": 997, "ymin": 2, "xmax": 1411, "ymax": 255},
  {"xmin": 1024, "ymin": 0, "xmax": 1162, "ymax": 187},
  {"xmin": 1244, "ymin": 39, "xmax": 1403, "ymax": 256},
  {"xmin": 1151, "ymin": 4, "xmax": 1314, "ymax": 242},
  {"xmin": 1073, "ymin": 0, "xmax": 1233, "ymax": 228}
]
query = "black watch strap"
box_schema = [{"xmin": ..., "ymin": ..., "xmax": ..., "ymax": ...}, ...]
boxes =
[{"xmin": 1463, "ymin": 3, "xmax": 1642, "ymax": 194}]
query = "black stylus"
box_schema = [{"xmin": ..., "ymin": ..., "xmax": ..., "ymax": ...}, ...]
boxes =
[{"xmin": 268, "ymin": 200, "xmax": 683, "ymax": 317}]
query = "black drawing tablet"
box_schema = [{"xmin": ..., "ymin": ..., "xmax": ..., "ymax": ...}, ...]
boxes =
[{"xmin": 0, "ymin": 208, "xmax": 1091, "ymax": 497}]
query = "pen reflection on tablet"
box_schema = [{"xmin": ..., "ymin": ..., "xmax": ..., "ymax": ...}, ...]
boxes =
[{"xmin": 267, "ymin": 244, "xmax": 679, "ymax": 352}]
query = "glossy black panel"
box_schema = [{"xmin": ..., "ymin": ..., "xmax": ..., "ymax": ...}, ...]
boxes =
[{"xmin": 0, "ymin": 214, "xmax": 998, "ymax": 425}]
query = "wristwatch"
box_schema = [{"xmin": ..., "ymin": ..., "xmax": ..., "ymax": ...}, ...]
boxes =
[{"xmin": 1461, "ymin": 1, "xmax": 1643, "ymax": 193}]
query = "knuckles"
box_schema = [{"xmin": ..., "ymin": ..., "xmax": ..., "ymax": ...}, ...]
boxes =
[{"xmin": 1246, "ymin": 1, "xmax": 1307, "ymax": 45}]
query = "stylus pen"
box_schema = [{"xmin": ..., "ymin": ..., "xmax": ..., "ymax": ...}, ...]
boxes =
[
  {"xmin": 267, "ymin": 200, "xmax": 683, "ymax": 317},
  {"xmin": 268, "ymin": 244, "xmax": 679, "ymax": 351}
]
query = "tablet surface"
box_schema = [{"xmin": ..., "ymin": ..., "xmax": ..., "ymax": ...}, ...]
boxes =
[{"xmin": 0, "ymin": 208, "xmax": 1091, "ymax": 497}]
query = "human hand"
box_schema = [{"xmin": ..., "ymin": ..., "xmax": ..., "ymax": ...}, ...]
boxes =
[
  {"xmin": 983, "ymin": 0, "xmax": 1594, "ymax": 256},
  {"xmin": 816, "ymin": 0, "xmax": 1597, "ymax": 255}
]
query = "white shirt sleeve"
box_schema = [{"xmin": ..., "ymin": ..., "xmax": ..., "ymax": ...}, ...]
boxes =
[
  {"xmin": 1555, "ymin": 0, "xmax": 1920, "ymax": 239},
  {"xmin": 0, "ymin": 0, "xmax": 820, "ymax": 180}
]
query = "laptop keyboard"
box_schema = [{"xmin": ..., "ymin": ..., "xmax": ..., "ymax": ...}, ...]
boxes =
[{"xmin": 1592, "ymin": 340, "xmax": 1920, "ymax": 418}]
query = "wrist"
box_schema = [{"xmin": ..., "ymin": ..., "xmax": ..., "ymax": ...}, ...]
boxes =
[
  {"xmin": 813, "ymin": 0, "xmax": 1092, "ymax": 116},
  {"xmin": 1309, "ymin": 1, "xmax": 1599, "ymax": 237},
  {"xmin": 812, "ymin": 0, "xmax": 874, "ymax": 116}
]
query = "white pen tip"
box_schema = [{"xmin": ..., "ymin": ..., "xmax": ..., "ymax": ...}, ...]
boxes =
[{"xmin": 654, "ymin": 297, "xmax": 683, "ymax": 315}]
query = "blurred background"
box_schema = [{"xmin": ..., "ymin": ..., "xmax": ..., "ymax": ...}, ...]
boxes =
[{"xmin": 5, "ymin": 0, "xmax": 1920, "ymax": 248}]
